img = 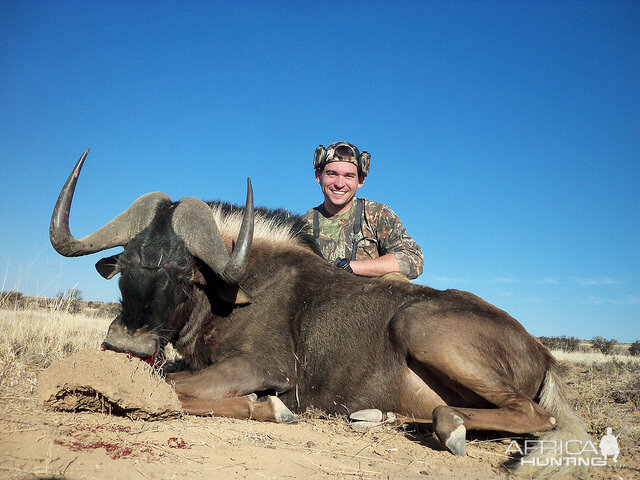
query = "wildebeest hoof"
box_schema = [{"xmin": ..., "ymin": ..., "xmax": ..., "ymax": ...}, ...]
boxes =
[
  {"xmin": 433, "ymin": 409, "xmax": 467, "ymax": 456},
  {"xmin": 350, "ymin": 409, "xmax": 383, "ymax": 422},
  {"xmin": 267, "ymin": 396, "xmax": 298, "ymax": 424},
  {"xmin": 443, "ymin": 423, "xmax": 466, "ymax": 456}
]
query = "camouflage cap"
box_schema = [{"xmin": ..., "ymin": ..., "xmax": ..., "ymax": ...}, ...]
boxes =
[{"xmin": 313, "ymin": 142, "xmax": 371, "ymax": 176}]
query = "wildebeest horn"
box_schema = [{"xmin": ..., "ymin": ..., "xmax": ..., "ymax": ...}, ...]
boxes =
[
  {"xmin": 223, "ymin": 178, "xmax": 254, "ymax": 283},
  {"xmin": 172, "ymin": 179, "xmax": 254, "ymax": 284},
  {"xmin": 50, "ymin": 149, "xmax": 171, "ymax": 257}
]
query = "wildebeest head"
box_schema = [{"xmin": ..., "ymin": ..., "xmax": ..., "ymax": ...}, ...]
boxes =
[{"xmin": 50, "ymin": 149, "xmax": 254, "ymax": 362}]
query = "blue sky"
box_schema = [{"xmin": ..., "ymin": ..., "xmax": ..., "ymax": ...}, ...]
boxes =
[{"xmin": 1, "ymin": 1, "xmax": 638, "ymax": 342}]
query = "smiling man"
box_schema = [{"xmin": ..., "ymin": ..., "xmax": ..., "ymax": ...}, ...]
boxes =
[{"xmin": 304, "ymin": 141, "xmax": 423, "ymax": 281}]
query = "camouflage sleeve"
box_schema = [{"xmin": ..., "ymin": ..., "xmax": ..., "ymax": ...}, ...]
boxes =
[
  {"xmin": 366, "ymin": 201, "xmax": 424, "ymax": 280},
  {"xmin": 302, "ymin": 208, "xmax": 314, "ymax": 226}
]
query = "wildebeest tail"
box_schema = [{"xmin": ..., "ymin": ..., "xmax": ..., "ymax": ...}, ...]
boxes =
[{"xmin": 515, "ymin": 362, "xmax": 593, "ymax": 478}]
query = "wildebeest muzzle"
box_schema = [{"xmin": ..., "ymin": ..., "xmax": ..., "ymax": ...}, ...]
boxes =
[{"xmin": 101, "ymin": 314, "xmax": 159, "ymax": 363}]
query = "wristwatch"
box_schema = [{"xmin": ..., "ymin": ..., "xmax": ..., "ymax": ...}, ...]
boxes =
[{"xmin": 334, "ymin": 258, "xmax": 354, "ymax": 274}]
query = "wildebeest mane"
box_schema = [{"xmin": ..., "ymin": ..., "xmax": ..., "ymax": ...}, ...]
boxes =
[{"xmin": 205, "ymin": 201, "xmax": 321, "ymax": 256}]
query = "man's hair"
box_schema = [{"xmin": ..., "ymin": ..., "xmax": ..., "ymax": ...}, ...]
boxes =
[
  {"xmin": 333, "ymin": 145, "xmax": 357, "ymax": 162},
  {"xmin": 319, "ymin": 160, "xmax": 366, "ymax": 181}
]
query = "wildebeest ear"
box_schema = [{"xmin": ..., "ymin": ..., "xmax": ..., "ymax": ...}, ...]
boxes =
[
  {"xmin": 95, "ymin": 254, "xmax": 121, "ymax": 279},
  {"xmin": 213, "ymin": 285, "xmax": 253, "ymax": 305}
]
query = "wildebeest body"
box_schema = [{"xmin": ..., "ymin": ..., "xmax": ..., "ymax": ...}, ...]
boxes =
[
  {"xmin": 50, "ymin": 150, "xmax": 591, "ymax": 478},
  {"xmin": 202, "ymin": 245, "xmax": 552, "ymax": 416}
]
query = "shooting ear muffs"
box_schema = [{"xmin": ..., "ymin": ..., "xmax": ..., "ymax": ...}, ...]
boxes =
[
  {"xmin": 313, "ymin": 143, "xmax": 370, "ymax": 176},
  {"xmin": 359, "ymin": 151, "xmax": 370, "ymax": 176},
  {"xmin": 313, "ymin": 145, "xmax": 327, "ymax": 170}
]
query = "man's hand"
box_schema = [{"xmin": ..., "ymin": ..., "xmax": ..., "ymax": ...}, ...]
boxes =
[{"xmin": 332, "ymin": 258, "xmax": 354, "ymax": 274}]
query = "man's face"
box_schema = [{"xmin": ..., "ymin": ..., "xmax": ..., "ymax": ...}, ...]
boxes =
[{"xmin": 316, "ymin": 161, "xmax": 364, "ymax": 215}]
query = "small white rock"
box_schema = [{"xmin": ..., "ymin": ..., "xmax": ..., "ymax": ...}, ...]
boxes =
[{"xmin": 349, "ymin": 408, "xmax": 383, "ymax": 422}]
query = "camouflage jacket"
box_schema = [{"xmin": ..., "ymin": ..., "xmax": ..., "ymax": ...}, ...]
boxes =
[{"xmin": 303, "ymin": 198, "xmax": 424, "ymax": 279}]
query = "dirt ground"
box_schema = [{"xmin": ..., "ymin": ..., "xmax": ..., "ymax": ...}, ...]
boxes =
[{"xmin": 1, "ymin": 350, "xmax": 639, "ymax": 480}]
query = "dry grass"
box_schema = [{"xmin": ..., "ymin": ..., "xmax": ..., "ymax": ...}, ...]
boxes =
[
  {"xmin": 552, "ymin": 349, "xmax": 640, "ymax": 365},
  {"xmin": 0, "ymin": 306, "xmax": 111, "ymax": 394},
  {"xmin": 550, "ymin": 349, "xmax": 640, "ymax": 456}
]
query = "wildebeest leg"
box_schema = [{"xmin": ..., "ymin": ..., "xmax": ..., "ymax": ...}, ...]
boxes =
[
  {"xmin": 166, "ymin": 357, "xmax": 296, "ymax": 422},
  {"xmin": 164, "ymin": 370, "xmax": 193, "ymax": 380},
  {"xmin": 430, "ymin": 395, "xmax": 556, "ymax": 456},
  {"xmin": 392, "ymin": 308, "xmax": 556, "ymax": 456},
  {"xmin": 173, "ymin": 393, "xmax": 296, "ymax": 423}
]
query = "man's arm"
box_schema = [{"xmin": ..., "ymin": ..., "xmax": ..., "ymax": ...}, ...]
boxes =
[
  {"xmin": 367, "ymin": 202, "xmax": 424, "ymax": 279},
  {"xmin": 350, "ymin": 253, "xmax": 399, "ymax": 277}
]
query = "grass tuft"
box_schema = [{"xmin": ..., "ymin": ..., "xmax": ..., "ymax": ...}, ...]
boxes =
[
  {"xmin": 0, "ymin": 306, "xmax": 112, "ymax": 393},
  {"xmin": 550, "ymin": 349, "xmax": 640, "ymax": 453}
]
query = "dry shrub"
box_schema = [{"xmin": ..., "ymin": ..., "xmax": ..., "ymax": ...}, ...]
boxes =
[
  {"xmin": 0, "ymin": 291, "xmax": 121, "ymax": 317},
  {"xmin": 1, "ymin": 291, "xmax": 25, "ymax": 308},
  {"xmin": 539, "ymin": 335, "xmax": 580, "ymax": 352},
  {"xmin": 591, "ymin": 336, "xmax": 618, "ymax": 355},
  {"xmin": 555, "ymin": 351, "xmax": 640, "ymax": 453}
]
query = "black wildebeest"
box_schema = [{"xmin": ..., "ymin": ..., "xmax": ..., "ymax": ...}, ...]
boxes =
[{"xmin": 50, "ymin": 150, "xmax": 591, "ymax": 477}]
